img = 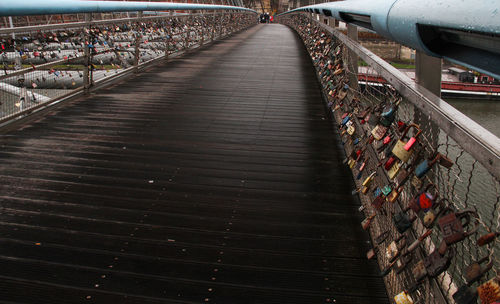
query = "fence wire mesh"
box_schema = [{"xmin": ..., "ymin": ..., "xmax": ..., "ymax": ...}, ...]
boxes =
[{"xmin": 281, "ymin": 13, "xmax": 500, "ymax": 304}]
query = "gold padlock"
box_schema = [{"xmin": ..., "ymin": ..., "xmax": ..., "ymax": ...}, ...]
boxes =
[
  {"xmin": 392, "ymin": 124, "xmax": 422, "ymax": 162},
  {"xmin": 386, "ymin": 241, "xmax": 399, "ymax": 261},
  {"xmin": 371, "ymin": 124, "xmax": 387, "ymax": 141},
  {"xmin": 394, "ymin": 291, "xmax": 414, "ymax": 304},
  {"xmin": 361, "ymin": 185, "xmax": 370, "ymax": 194},
  {"xmin": 387, "ymin": 184, "xmax": 404, "ymax": 203},
  {"xmin": 362, "ymin": 172, "xmax": 376, "ymax": 187},
  {"xmin": 348, "ymin": 159, "xmax": 356, "ymax": 168},
  {"xmin": 347, "ymin": 124, "xmax": 355, "ymax": 136},
  {"xmin": 411, "ymin": 175, "xmax": 423, "ymax": 190},
  {"xmin": 387, "ymin": 160, "xmax": 402, "ymax": 179}
]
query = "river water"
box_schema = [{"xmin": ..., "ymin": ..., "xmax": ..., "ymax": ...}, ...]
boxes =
[{"xmin": 444, "ymin": 97, "xmax": 500, "ymax": 137}]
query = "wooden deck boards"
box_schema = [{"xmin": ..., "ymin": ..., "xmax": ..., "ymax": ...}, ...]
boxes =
[{"xmin": 0, "ymin": 24, "xmax": 388, "ymax": 303}]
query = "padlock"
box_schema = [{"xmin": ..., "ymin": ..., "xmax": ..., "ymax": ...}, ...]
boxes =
[
  {"xmin": 380, "ymin": 99, "xmax": 400, "ymax": 127},
  {"xmin": 477, "ymin": 232, "xmax": 500, "ymax": 246},
  {"xmin": 362, "ymin": 171, "xmax": 377, "ymax": 187},
  {"xmin": 384, "ymin": 156, "xmax": 397, "ymax": 170},
  {"xmin": 394, "ymin": 252, "xmax": 412, "ymax": 274},
  {"xmin": 438, "ymin": 208, "xmax": 480, "ymax": 245},
  {"xmin": 423, "ymin": 241, "xmax": 454, "ymax": 277},
  {"xmin": 438, "ymin": 153, "xmax": 454, "ymax": 168},
  {"xmin": 381, "ymin": 185, "xmax": 392, "ymax": 196},
  {"xmin": 377, "ymin": 135, "xmax": 392, "ymax": 153},
  {"xmin": 453, "ymin": 285, "xmax": 478, "ymax": 304},
  {"xmin": 356, "ymin": 160, "xmax": 367, "ymax": 179},
  {"xmin": 355, "ymin": 148, "xmax": 364, "ymax": 162},
  {"xmin": 407, "ymin": 183, "xmax": 438, "ymax": 213},
  {"xmin": 393, "ymin": 212, "xmax": 417, "ymax": 234},
  {"xmin": 423, "ymin": 211, "xmax": 437, "ymax": 228},
  {"xmin": 394, "ymin": 291, "xmax": 413, "ymax": 304},
  {"xmin": 477, "ymin": 277, "xmax": 500, "ymax": 304},
  {"xmin": 348, "ymin": 159, "xmax": 356, "ymax": 168},
  {"xmin": 361, "ymin": 185, "xmax": 370, "ymax": 195},
  {"xmin": 357, "ymin": 107, "xmax": 371, "ymax": 120},
  {"xmin": 415, "ymin": 156, "xmax": 437, "ymax": 179},
  {"xmin": 386, "ymin": 235, "xmax": 406, "ymax": 262},
  {"xmin": 388, "ymin": 160, "xmax": 402, "ymax": 179},
  {"xmin": 415, "ymin": 153, "xmax": 454, "ymax": 178},
  {"xmin": 465, "ymin": 255, "xmax": 493, "ymax": 285},
  {"xmin": 361, "ymin": 214, "xmax": 376, "ymax": 230},
  {"xmin": 383, "ymin": 134, "xmax": 392, "ymax": 145},
  {"xmin": 372, "ymin": 194, "xmax": 385, "ymax": 210},
  {"xmin": 387, "ymin": 184, "xmax": 404, "ymax": 203},
  {"xmin": 347, "ymin": 124, "xmax": 355, "ymax": 136},
  {"xmin": 371, "ymin": 124, "xmax": 388, "ymax": 141},
  {"xmin": 395, "ymin": 168, "xmax": 411, "ymax": 187},
  {"xmin": 411, "ymin": 175, "xmax": 423, "ymax": 190},
  {"xmin": 412, "ymin": 260, "xmax": 428, "ymax": 282},
  {"xmin": 366, "ymin": 247, "xmax": 377, "ymax": 260},
  {"xmin": 422, "ymin": 198, "xmax": 447, "ymax": 228},
  {"xmin": 392, "ymin": 124, "xmax": 421, "ymax": 162}
]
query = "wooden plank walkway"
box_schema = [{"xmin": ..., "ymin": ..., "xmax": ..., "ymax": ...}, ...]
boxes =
[{"xmin": 0, "ymin": 24, "xmax": 388, "ymax": 304}]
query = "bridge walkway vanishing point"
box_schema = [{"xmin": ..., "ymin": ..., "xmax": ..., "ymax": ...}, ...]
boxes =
[{"xmin": 0, "ymin": 24, "xmax": 389, "ymax": 303}]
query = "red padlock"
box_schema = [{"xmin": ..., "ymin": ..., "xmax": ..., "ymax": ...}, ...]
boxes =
[
  {"xmin": 384, "ymin": 156, "xmax": 397, "ymax": 170},
  {"xmin": 383, "ymin": 135, "xmax": 392, "ymax": 145},
  {"xmin": 403, "ymin": 126, "xmax": 422, "ymax": 151},
  {"xmin": 406, "ymin": 183, "xmax": 437, "ymax": 213}
]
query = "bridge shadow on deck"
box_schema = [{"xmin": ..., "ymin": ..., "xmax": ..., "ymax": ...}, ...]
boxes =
[{"xmin": 0, "ymin": 24, "xmax": 388, "ymax": 303}]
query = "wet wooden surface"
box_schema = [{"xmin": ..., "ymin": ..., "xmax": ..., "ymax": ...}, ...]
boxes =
[{"xmin": 0, "ymin": 24, "xmax": 388, "ymax": 303}]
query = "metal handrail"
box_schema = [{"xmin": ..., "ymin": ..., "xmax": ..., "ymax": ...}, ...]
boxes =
[
  {"xmin": 279, "ymin": 0, "xmax": 500, "ymax": 79},
  {"xmin": 0, "ymin": 0, "xmax": 257, "ymax": 16}
]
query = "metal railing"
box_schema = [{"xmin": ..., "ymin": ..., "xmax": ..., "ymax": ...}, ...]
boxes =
[
  {"xmin": 280, "ymin": 12, "xmax": 500, "ymax": 304},
  {"xmin": 0, "ymin": 6, "xmax": 256, "ymax": 125},
  {"xmin": 280, "ymin": 0, "xmax": 500, "ymax": 80}
]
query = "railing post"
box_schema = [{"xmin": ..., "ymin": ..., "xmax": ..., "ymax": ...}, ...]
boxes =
[
  {"xmin": 184, "ymin": 16, "xmax": 190, "ymax": 50},
  {"xmin": 164, "ymin": 16, "xmax": 170, "ymax": 61},
  {"xmin": 346, "ymin": 24, "xmax": 359, "ymax": 91},
  {"xmin": 218, "ymin": 13, "xmax": 223, "ymax": 38},
  {"xmin": 200, "ymin": 16, "xmax": 205, "ymax": 46},
  {"xmin": 415, "ymin": 50, "xmax": 442, "ymax": 97},
  {"xmin": 83, "ymin": 13, "xmax": 92, "ymax": 93},
  {"xmin": 134, "ymin": 11, "xmax": 143, "ymax": 73},
  {"xmin": 415, "ymin": 50, "xmax": 442, "ymax": 149}
]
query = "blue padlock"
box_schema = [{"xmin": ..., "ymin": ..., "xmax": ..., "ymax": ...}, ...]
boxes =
[
  {"xmin": 416, "ymin": 153, "xmax": 454, "ymax": 178},
  {"xmin": 415, "ymin": 159, "xmax": 431, "ymax": 178},
  {"xmin": 341, "ymin": 115, "xmax": 350, "ymax": 126}
]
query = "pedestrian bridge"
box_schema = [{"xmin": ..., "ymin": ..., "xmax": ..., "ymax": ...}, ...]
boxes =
[
  {"xmin": 0, "ymin": 24, "xmax": 388, "ymax": 303},
  {"xmin": 0, "ymin": 2, "xmax": 499, "ymax": 304}
]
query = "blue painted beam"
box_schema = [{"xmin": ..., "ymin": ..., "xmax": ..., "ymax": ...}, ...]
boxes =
[
  {"xmin": 279, "ymin": 0, "xmax": 500, "ymax": 79},
  {"xmin": 0, "ymin": 0, "xmax": 257, "ymax": 16}
]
